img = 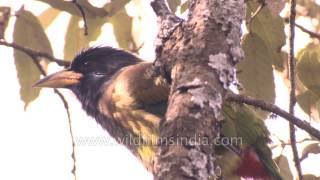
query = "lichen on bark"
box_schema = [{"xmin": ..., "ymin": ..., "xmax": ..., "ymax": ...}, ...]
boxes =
[{"xmin": 151, "ymin": 0, "xmax": 246, "ymax": 179}]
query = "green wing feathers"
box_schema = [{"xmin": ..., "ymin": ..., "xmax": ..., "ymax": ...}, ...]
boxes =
[{"xmin": 221, "ymin": 103, "xmax": 282, "ymax": 180}]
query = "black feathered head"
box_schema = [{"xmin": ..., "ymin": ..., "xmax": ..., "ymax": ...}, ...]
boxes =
[
  {"xmin": 70, "ymin": 46, "xmax": 141, "ymax": 78},
  {"xmin": 34, "ymin": 46, "xmax": 141, "ymax": 89},
  {"xmin": 33, "ymin": 46, "xmax": 142, "ymax": 116}
]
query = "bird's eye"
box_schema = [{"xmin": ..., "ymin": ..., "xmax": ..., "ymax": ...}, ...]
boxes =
[{"xmin": 94, "ymin": 72, "xmax": 107, "ymax": 76}]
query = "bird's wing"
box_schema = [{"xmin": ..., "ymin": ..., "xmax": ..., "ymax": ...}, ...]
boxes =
[
  {"xmin": 222, "ymin": 103, "xmax": 282, "ymax": 180},
  {"xmin": 97, "ymin": 62, "xmax": 170, "ymax": 169}
]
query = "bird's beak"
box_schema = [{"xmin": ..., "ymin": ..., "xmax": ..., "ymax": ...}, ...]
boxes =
[{"xmin": 33, "ymin": 70, "xmax": 83, "ymax": 88}]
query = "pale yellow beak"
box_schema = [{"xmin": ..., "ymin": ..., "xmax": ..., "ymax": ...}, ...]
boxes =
[{"xmin": 33, "ymin": 70, "xmax": 83, "ymax": 88}]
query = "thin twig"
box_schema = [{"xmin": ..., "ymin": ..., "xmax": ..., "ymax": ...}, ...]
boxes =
[
  {"xmin": 0, "ymin": 39, "xmax": 70, "ymax": 66},
  {"xmin": 295, "ymin": 23, "xmax": 320, "ymax": 41},
  {"xmin": 226, "ymin": 93, "xmax": 320, "ymax": 140},
  {"xmin": 288, "ymin": 0, "xmax": 303, "ymax": 178},
  {"xmin": 53, "ymin": 89, "xmax": 77, "ymax": 180},
  {"xmin": 35, "ymin": 60, "xmax": 77, "ymax": 180},
  {"xmin": 72, "ymin": 0, "xmax": 88, "ymax": 36},
  {"xmin": 9, "ymin": 42, "xmax": 77, "ymax": 180},
  {"xmin": 284, "ymin": 18, "xmax": 320, "ymax": 41},
  {"xmin": 271, "ymin": 136, "xmax": 315, "ymax": 148}
]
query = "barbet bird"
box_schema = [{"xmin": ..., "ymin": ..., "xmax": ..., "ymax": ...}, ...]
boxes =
[{"xmin": 34, "ymin": 46, "xmax": 282, "ymax": 180}]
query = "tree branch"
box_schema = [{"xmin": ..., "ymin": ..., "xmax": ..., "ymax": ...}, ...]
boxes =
[
  {"xmin": 71, "ymin": 0, "xmax": 88, "ymax": 36},
  {"xmin": 284, "ymin": 18, "xmax": 320, "ymax": 41},
  {"xmin": 150, "ymin": 0, "xmax": 183, "ymax": 56},
  {"xmin": 2, "ymin": 38, "xmax": 77, "ymax": 180},
  {"xmin": 151, "ymin": 0, "xmax": 245, "ymax": 179},
  {"xmin": 296, "ymin": 24, "xmax": 320, "ymax": 40},
  {"xmin": 150, "ymin": 0, "xmax": 171, "ymax": 17},
  {"xmin": 32, "ymin": 56, "xmax": 77, "ymax": 180},
  {"xmin": 0, "ymin": 39, "xmax": 70, "ymax": 66},
  {"xmin": 226, "ymin": 93, "xmax": 320, "ymax": 140},
  {"xmin": 53, "ymin": 89, "xmax": 77, "ymax": 180},
  {"xmin": 288, "ymin": 0, "xmax": 303, "ymax": 178},
  {"xmin": 36, "ymin": 0, "xmax": 108, "ymax": 18}
]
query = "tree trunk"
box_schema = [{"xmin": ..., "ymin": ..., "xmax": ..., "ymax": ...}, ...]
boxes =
[{"xmin": 152, "ymin": 0, "xmax": 246, "ymax": 179}]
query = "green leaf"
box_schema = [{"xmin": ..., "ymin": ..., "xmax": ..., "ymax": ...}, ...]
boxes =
[
  {"xmin": 86, "ymin": 18, "xmax": 106, "ymax": 42},
  {"xmin": 301, "ymin": 143, "xmax": 320, "ymax": 160},
  {"xmin": 275, "ymin": 155, "xmax": 294, "ymax": 180},
  {"xmin": 297, "ymin": 49, "xmax": 320, "ymax": 96},
  {"xmin": 237, "ymin": 33, "xmax": 275, "ymax": 120},
  {"xmin": 38, "ymin": 8, "xmax": 60, "ymax": 29},
  {"xmin": 109, "ymin": 8, "xmax": 135, "ymax": 50},
  {"xmin": 64, "ymin": 16, "xmax": 88, "ymax": 61},
  {"xmin": 180, "ymin": 1, "xmax": 189, "ymax": 14},
  {"xmin": 273, "ymin": 51, "xmax": 287, "ymax": 72},
  {"xmin": 266, "ymin": 0, "xmax": 285, "ymax": 15},
  {"xmin": 13, "ymin": 9, "xmax": 52, "ymax": 110},
  {"xmin": 167, "ymin": 0, "xmax": 181, "ymax": 13},
  {"xmin": 103, "ymin": 0, "xmax": 130, "ymax": 16},
  {"xmin": 297, "ymin": 90, "xmax": 318, "ymax": 112},
  {"xmin": 246, "ymin": 1, "xmax": 286, "ymax": 70},
  {"xmin": 64, "ymin": 16, "xmax": 105, "ymax": 61},
  {"xmin": 303, "ymin": 174, "xmax": 320, "ymax": 180},
  {"xmin": 297, "ymin": 43, "xmax": 319, "ymax": 62},
  {"xmin": 0, "ymin": 7, "xmax": 11, "ymax": 39},
  {"xmin": 36, "ymin": 0, "xmax": 108, "ymax": 18},
  {"xmin": 297, "ymin": 0, "xmax": 320, "ymax": 22},
  {"xmin": 297, "ymin": 90, "xmax": 320, "ymax": 121}
]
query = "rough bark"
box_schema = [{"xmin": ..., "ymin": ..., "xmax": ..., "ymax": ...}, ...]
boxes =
[{"xmin": 152, "ymin": 0, "xmax": 246, "ymax": 180}]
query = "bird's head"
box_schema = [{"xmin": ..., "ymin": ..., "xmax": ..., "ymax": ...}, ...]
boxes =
[
  {"xmin": 33, "ymin": 46, "xmax": 142, "ymax": 116},
  {"xmin": 33, "ymin": 46, "xmax": 142, "ymax": 91}
]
